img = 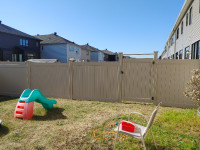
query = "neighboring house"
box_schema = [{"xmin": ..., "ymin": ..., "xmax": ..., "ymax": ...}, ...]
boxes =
[
  {"xmin": 81, "ymin": 43, "xmax": 104, "ymax": 62},
  {"xmin": 102, "ymin": 49, "xmax": 118, "ymax": 61},
  {"xmin": 34, "ymin": 33, "xmax": 81, "ymax": 63},
  {"xmin": 161, "ymin": 0, "xmax": 200, "ymax": 60},
  {"xmin": 0, "ymin": 21, "xmax": 41, "ymax": 62},
  {"xmin": 91, "ymin": 50, "xmax": 104, "ymax": 62},
  {"xmin": 80, "ymin": 43, "xmax": 93, "ymax": 62}
]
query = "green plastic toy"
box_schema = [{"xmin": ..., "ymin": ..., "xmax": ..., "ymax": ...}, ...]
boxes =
[{"xmin": 18, "ymin": 89, "xmax": 57, "ymax": 109}]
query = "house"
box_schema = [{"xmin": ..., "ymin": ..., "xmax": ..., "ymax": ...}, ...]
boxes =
[
  {"xmin": 81, "ymin": 43, "xmax": 104, "ymax": 62},
  {"xmin": 0, "ymin": 21, "xmax": 41, "ymax": 62},
  {"xmin": 102, "ymin": 49, "xmax": 118, "ymax": 61},
  {"xmin": 161, "ymin": 0, "xmax": 200, "ymax": 60},
  {"xmin": 34, "ymin": 33, "xmax": 81, "ymax": 63},
  {"xmin": 80, "ymin": 43, "xmax": 93, "ymax": 62}
]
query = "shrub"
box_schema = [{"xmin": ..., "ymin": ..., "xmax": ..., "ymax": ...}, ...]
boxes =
[{"xmin": 185, "ymin": 69, "xmax": 200, "ymax": 108}]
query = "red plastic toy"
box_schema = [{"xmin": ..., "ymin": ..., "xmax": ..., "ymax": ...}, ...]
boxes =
[
  {"xmin": 121, "ymin": 121, "xmax": 135, "ymax": 133},
  {"xmin": 14, "ymin": 101, "xmax": 34, "ymax": 120}
]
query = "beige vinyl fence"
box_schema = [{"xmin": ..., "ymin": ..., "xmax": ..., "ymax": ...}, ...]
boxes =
[
  {"xmin": 0, "ymin": 58, "xmax": 199, "ymax": 108},
  {"xmin": 155, "ymin": 60, "xmax": 200, "ymax": 108}
]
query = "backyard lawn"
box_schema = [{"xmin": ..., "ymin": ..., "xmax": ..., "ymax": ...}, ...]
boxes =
[{"xmin": 0, "ymin": 97, "xmax": 200, "ymax": 150}]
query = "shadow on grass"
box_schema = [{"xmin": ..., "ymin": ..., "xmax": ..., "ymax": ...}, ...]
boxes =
[
  {"xmin": 0, "ymin": 125, "xmax": 9, "ymax": 137},
  {"xmin": 146, "ymin": 143, "xmax": 167, "ymax": 150},
  {"xmin": 0, "ymin": 96, "xmax": 17, "ymax": 102},
  {"xmin": 32, "ymin": 107, "xmax": 67, "ymax": 121}
]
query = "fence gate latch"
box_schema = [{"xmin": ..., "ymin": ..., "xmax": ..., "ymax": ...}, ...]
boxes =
[
  {"xmin": 152, "ymin": 97, "xmax": 154, "ymax": 100},
  {"xmin": 152, "ymin": 61, "xmax": 155, "ymax": 64}
]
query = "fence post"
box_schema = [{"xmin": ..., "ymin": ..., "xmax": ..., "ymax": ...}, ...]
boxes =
[
  {"xmin": 153, "ymin": 51, "xmax": 158, "ymax": 105},
  {"xmin": 154, "ymin": 51, "xmax": 158, "ymax": 60},
  {"xmin": 69, "ymin": 61, "xmax": 74, "ymax": 99},
  {"xmin": 28, "ymin": 62, "xmax": 31, "ymax": 89},
  {"xmin": 118, "ymin": 52, "xmax": 123, "ymax": 102}
]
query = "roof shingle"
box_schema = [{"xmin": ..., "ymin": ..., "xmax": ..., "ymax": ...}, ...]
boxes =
[
  {"xmin": 0, "ymin": 23, "xmax": 40, "ymax": 40},
  {"xmin": 34, "ymin": 33, "xmax": 77, "ymax": 45}
]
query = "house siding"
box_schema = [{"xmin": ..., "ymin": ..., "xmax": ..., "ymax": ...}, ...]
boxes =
[
  {"xmin": 0, "ymin": 32, "xmax": 40, "ymax": 61},
  {"xmin": 81, "ymin": 48, "xmax": 91, "ymax": 62},
  {"xmin": 67, "ymin": 44, "xmax": 81, "ymax": 62},
  {"xmin": 41, "ymin": 44, "xmax": 68, "ymax": 63},
  {"xmin": 162, "ymin": 0, "xmax": 200, "ymax": 59},
  {"xmin": 98, "ymin": 52, "xmax": 104, "ymax": 62}
]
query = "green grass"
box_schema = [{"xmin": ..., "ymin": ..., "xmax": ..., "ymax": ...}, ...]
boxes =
[{"xmin": 0, "ymin": 96, "xmax": 199, "ymax": 150}]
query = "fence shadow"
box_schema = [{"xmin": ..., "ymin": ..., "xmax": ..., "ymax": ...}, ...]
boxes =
[
  {"xmin": 0, "ymin": 96, "xmax": 17, "ymax": 103},
  {"xmin": 0, "ymin": 125, "xmax": 9, "ymax": 137},
  {"xmin": 32, "ymin": 107, "xmax": 67, "ymax": 121}
]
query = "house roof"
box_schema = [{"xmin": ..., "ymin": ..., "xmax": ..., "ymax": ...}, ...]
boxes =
[
  {"xmin": 34, "ymin": 33, "xmax": 78, "ymax": 46},
  {"xmin": 0, "ymin": 22, "xmax": 40, "ymax": 40},
  {"xmin": 80, "ymin": 44, "xmax": 99, "ymax": 52},
  {"xmin": 102, "ymin": 49, "xmax": 114, "ymax": 55}
]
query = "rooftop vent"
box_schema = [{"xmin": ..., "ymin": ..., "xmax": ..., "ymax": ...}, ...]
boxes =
[
  {"xmin": 37, "ymin": 34, "xmax": 39, "ymax": 36},
  {"xmin": 54, "ymin": 32, "xmax": 57, "ymax": 35}
]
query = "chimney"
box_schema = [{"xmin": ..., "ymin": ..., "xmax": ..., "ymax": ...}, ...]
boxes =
[
  {"xmin": 0, "ymin": 21, "xmax": 1, "ymax": 24},
  {"xmin": 37, "ymin": 34, "xmax": 39, "ymax": 36},
  {"xmin": 87, "ymin": 43, "xmax": 89, "ymax": 45},
  {"xmin": 54, "ymin": 32, "xmax": 57, "ymax": 35}
]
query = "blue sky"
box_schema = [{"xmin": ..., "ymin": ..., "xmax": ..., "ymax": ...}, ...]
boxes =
[{"xmin": 0, "ymin": 0, "xmax": 185, "ymax": 58}]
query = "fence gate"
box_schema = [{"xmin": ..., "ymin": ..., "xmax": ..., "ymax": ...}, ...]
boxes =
[{"xmin": 122, "ymin": 58, "xmax": 156, "ymax": 103}]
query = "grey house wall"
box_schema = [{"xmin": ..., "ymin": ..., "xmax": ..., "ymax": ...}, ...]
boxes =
[
  {"xmin": 41, "ymin": 44, "xmax": 68, "ymax": 63},
  {"xmin": 0, "ymin": 32, "xmax": 40, "ymax": 61},
  {"xmin": 91, "ymin": 51, "xmax": 98, "ymax": 62}
]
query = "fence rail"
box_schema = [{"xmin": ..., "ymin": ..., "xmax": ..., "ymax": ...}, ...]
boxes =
[{"xmin": 0, "ymin": 56, "xmax": 199, "ymax": 108}]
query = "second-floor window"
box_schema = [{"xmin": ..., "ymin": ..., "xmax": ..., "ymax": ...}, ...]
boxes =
[
  {"xmin": 20, "ymin": 39, "xmax": 28, "ymax": 47},
  {"xmin": 176, "ymin": 28, "xmax": 179, "ymax": 39},
  {"xmin": 181, "ymin": 21, "xmax": 183, "ymax": 34},
  {"xmin": 189, "ymin": 7, "xmax": 192, "ymax": 25},
  {"xmin": 185, "ymin": 46, "xmax": 190, "ymax": 59},
  {"xmin": 76, "ymin": 48, "xmax": 80, "ymax": 53},
  {"xmin": 69, "ymin": 46, "xmax": 74, "ymax": 51},
  {"xmin": 186, "ymin": 13, "xmax": 188, "ymax": 26},
  {"xmin": 86, "ymin": 51, "xmax": 89, "ymax": 55}
]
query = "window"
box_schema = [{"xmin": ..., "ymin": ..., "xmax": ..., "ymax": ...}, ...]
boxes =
[
  {"xmin": 186, "ymin": 13, "xmax": 188, "ymax": 26},
  {"xmin": 23, "ymin": 39, "xmax": 26, "ymax": 46},
  {"xmin": 19, "ymin": 54, "xmax": 23, "ymax": 62},
  {"xmin": 12, "ymin": 54, "xmax": 17, "ymax": 62},
  {"xmin": 176, "ymin": 52, "xmax": 178, "ymax": 59},
  {"xmin": 36, "ymin": 42, "xmax": 39, "ymax": 47},
  {"xmin": 69, "ymin": 46, "xmax": 74, "ymax": 51},
  {"xmin": 179, "ymin": 50, "xmax": 183, "ymax": 59},
  {"xmin": 181, "ymin": 21, "xmax": 183, "ymax": 34},
  {"xmin": 20, "ymin": 39, "xmax": 23, "ymax": 45},
  {"xmin": 185, "ymin": 46, "xmax": 190, "ymax": 59},
  {"xmin": 189, "ymin": 7, "xmax": 192, "ymax": 25},
  {"xmin": 20, "ymin": 39, "xmax": 28, "ymax": 46},
  {"xmin": 26, "ymin": 40, "xmax": 28, "ymax": 46},
  {"xmin": 41, "ymin": 46, "xmax": 44, "ymax": 50},
  {"xmin": 86, "ymin": 51, "xmax": 89, "ymax": 55},
  {"xmin": 191, "ymin": 41, "xmax": 200, "ymax": 59},
  {"xmin": 173, "ymin": 34, "xmax": 175, "ymax": 43},
  {"xmin": 176, "ymin": 28, "xmax": 179, "ymax": 39},
  {"xmin": 76, "ymin": 48, "xmax": 80, "ymax": 53}
]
